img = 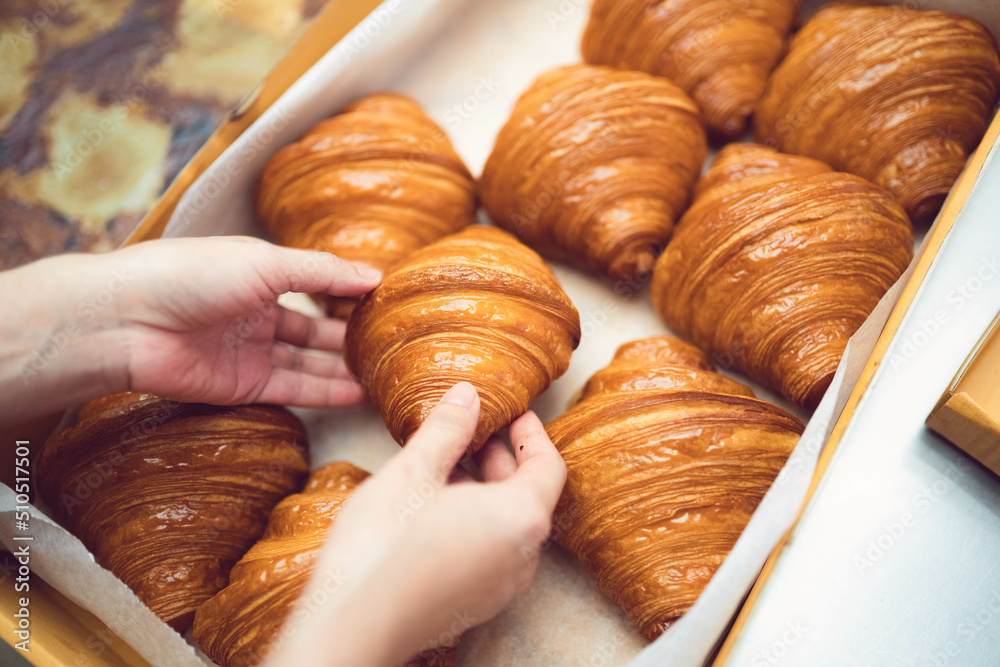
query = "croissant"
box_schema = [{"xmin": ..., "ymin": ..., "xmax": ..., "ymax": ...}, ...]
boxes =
[
  {"xmin": 37, "ymin": 392, "xmax": 310, "ymax": 632},
  {"xmin": 345, "ymin": 225, "xmax": 581, "ymax": 454},
  {"xmin": 651, "ymin": 143, "xmax": 913, "ymax": 410},
  {"xmin": 581, "ymin": 0, "xmax": 800, "ymax": 139},
  {"xmin": 193, "ymin": 461, "xmax": 455, "ymax": 667},
  {"xmin": 480, "ymin": 64, "xmax": 706, "ymax": 283},
  {"xmin": 548, "ymin": 336, "xmax": 804, "ymax": 640},
  {"xmin": 256, "ymin": 93, "xmax": 477, "ymax": 317},
  {"xmin": 755, "ymin": 3, "xmax": 1000, "ymax": 223}
]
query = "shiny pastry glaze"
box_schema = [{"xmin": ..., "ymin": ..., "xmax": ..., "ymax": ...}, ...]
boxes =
[
  {"xmin": 192, "ymin": 461, "xmax": 456, "ymax": 667},
  {"xmin": 345, "ymin": 225, "xmax": 581, "ymax": 454},
  {"xmin": 480, "ymin": 64, "xmax": 706, "ymax": 283},
  {"xmin": 548, "ymin": 337, "xmax": 803, "ymax": 641},
  {"xmin": 651, "ymin": 143, "xmax": 914, "ymax": 410},
  {"xmin": 755, "ymin": 3, "xmax": 1000, "ymax": 224},
  {"xmin": 581, "ymin": 0, "xmax": 800, "ymax": 139},
  {"xmin": 36, "ymin": 392, "xmax": 310, "ymax": 633},
  {"xmin": 255, "ymin": 93, "xmax": 477, "ymax": 317},
  {"xmin": 193, "ymin": 462, "xmax": 368, "ymax": 667}
]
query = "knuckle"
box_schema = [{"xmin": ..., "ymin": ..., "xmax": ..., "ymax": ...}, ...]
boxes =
[
  {"xmin": 317, "ymin": 251, "xmax": 344, "ymax": 271},
  {"xmin": 392, "ymin": 451, "xmax": 427, "ymax": 482},
  {"xmin": 512, "ymin": 497, "xmax": 550, "ymax": 541}
]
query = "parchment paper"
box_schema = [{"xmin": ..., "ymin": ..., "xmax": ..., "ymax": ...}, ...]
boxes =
[{"xmin": 4, "ymin": 0, "xmax": 971, "ymax": 665}]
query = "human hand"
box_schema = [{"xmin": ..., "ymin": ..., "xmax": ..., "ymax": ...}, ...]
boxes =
[
  {"xmin": 109, "ymin": 236, "xmax": 380, "ymax": 406},
  {"xmin": 0, "ymin": 236, "xmax": 380, "ymax": 424},
  {"xmin": 267, "ymin": 382, "xmax": 567, "ymax": 667}
]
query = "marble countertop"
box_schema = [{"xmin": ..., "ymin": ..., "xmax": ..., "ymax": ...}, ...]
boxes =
[{"xmin": 0, "ymin": 0, "xmax": 325, "ymax": 269}]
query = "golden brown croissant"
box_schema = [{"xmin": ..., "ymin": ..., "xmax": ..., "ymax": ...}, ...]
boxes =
[
  {"xmin": 255, "ymin": 93, "xmax": 477, "ymax": 317},
  {"xmin": 548, "ymin": 336, "xmax": 803, "ymax": 640},
  {"xmin": 755, "ymin": 3, "xmax": 1000, "ymax": 223},
  {"xmin": 480, "ymin": 64, "xmax": 706, "ymax": 283},
  {"xmin": 345, "ymin": 225, "xmax": 581, "ymax": 453},
  {"xmin": 193, "ymin": 461, "xmax": 455, "ymax": 667},
  {"xmin": 37, "ymin": 392, "xmax": 309, "ymax": 632},
  {"xmin": 581, "ymin": 0, "xmax": 800, "ymax": 139},
  {"xmin": 651, "ymin": 143, "xmax": 913, "ymax": 410}
]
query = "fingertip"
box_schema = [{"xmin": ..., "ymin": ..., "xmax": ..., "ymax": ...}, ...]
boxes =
[
  {"xmin": 509, "ymin": 413, "xmax": 566, "ymax": 508},
  {"xmin": 353, "ymin": 263, "xmax": 383, "ymax": 285},
  {"xmin": 510, "ymin": 410, "xmax": 545, "ymax": 444},
  {"xmin": 334, "ymin": 381, "xmax": 367, "ymax": 406},
  {"xmin": 440, "ymin": 381, "xmax": 478, "ymax": 408},
  {"xmin": 400, "ymin": 383, "xmax": 481, "ymax": 477},
  {"xmin": 475, "ymin": 435, "xmax": 518, "ymax": 483}
]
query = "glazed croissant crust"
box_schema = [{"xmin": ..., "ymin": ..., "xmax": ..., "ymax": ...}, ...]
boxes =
[
  {"xmin": 345, "ymin": 225, "xmax": 581, "ymax": 454},
  {"xmin": 480, "ymin": 64, "xmax": 706, "ymax": 283},
  {"xmin": 193, "ymin": 461, "xmax": 455, "ymax": 667},
  {"xmin": 37, "ymin": 392, "xmax": 310, "ymax": 632},
  {"xmin": 582, "ymin": 0, "xmax": 800, "ymax": 139},
  {"xmin": 256, "ymin": 93, "xmax": 477, "ymax": 317},
  {"xmin": 755, "ymin": 3, "xmax": 1000, "ymax": 223},
  {"xmin": 548, "ymin": 337, "xmax": 803, "ymax": 640},
  {"xmin": 193, "ymin": 463, "xmax": 369, "ymax": 667},
  {"xmin": 651, "ymin": 143, "xmax": 913, "ymax": 410}
]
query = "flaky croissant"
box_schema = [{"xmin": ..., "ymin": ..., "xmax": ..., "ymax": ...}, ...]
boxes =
[
  {"xmin": 345, "ymin": 225, "xmax": 580, "ymax": 454},
  {"xmin": 256, "ymin": 93, "xmax": 477, "ymax": 317},
  {"xmin": 755, "ymin": 3, "xmax": 1000, "ymax": 223},
  {"xmin": 193, "ymin": 461, "xmax": 455, "ymax": 667},
  {"xmin": 480, "ymin": 64, "xmax": 706, "ymax": 283},
  {"xmin": 37, "ymin": 392, "xmax": 310, "ymax": 633},
  {"xmin": 581, "ymin": 0, "xmax": 800, "ymax": 139},
  {"xmin": 548, "ymin": 336, "xmax": 803, "ymax": 640},
  {"xmin": 651, "ymin": 143, "xmax": 913, "ymax": 410}
]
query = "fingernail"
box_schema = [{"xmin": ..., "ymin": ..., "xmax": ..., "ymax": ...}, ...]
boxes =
[
  {"xmin": 355, "ymin": 265, "xmax": 383, "ymax": 282},
  {"xmin": 442, "ymin": 382, "xmax": 477, "ymax": 407}
]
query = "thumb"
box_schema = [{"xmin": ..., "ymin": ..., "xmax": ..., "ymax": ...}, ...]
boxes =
[{"xmin": 398, "ymin": 382, "xmax": 481, "ymax": 479}]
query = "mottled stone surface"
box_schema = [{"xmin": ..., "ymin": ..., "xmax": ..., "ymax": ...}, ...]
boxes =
[{"xmin": 0, "ymin": 0, "xmax": 322, "ymax": 269}]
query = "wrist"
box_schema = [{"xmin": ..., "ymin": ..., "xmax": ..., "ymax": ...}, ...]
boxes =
[
  {"xmin": 266, "ymin": 561, "xmax": 419, "ymax": 667},
  {"xmin": 0, "ymin": 254, "xmax": 131, "ymax": 425}
]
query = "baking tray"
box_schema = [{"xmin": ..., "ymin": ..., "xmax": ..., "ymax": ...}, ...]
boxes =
[
  {"xmin": 2, "ymin": 0, "xmax": 997, "ymax": 665},
  {"xmin": 716, "ymin": 103, "xmax": 1000, "ymax": 666}
]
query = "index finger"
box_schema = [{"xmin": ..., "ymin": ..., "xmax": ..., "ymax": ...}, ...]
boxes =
[
  {"xmin": 262, "ymin": 245, "xmax": 383, "ymax": 297},
  {"xmin": 507, "ymin": 411, "xmax": 567, "ymax": 510}
]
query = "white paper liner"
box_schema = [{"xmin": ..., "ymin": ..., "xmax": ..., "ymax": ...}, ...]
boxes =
[{"xmin": 8, "ymin": 0, "xmax": 983, "ymax": 665}]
